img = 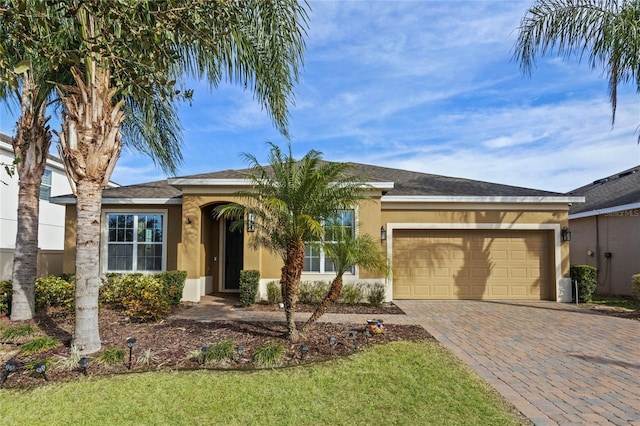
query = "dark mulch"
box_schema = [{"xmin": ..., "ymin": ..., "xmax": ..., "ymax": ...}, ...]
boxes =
[
  {"xmin": 240, "ymin": 300, "xmax": 405, "ymax": 315},
  {"xmin": 0, "ymin": 304, "xmax": 431, "ymax": 389}
]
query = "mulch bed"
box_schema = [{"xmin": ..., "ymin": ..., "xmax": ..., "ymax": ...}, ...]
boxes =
[{"xmin": 0, "ymin": 303, "xmax": 431, "ymax": 389}]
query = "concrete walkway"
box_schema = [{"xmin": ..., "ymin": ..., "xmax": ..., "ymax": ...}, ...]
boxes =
[
  {"xmin": 394, "ymin": 300, "xmax": 640, "ymax": 426},
  {"xmin": 174, "ymin": 297, "xmax": 640, "ymax": 425}
]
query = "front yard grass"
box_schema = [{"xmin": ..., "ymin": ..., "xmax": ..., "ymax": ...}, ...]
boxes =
[
  {"xmin": 590, "ymin": 294, "xmax": 640, "ymax": 310},
  {"xmin": 0, "ymin": 341, "xmax": 527, "ymax": 425}
]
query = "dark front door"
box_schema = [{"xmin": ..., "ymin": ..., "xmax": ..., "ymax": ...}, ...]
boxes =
[{"xmin": 224, "ymin": 220, "xmax": 244, "ymax": 291}]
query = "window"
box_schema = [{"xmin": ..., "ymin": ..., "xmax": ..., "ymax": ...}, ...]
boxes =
[
  {"xmin": 39, "ymin": 169, "xmax": 52, "ymax": 201},
  {"xmin": 106, "ymin": 213, "xmax": 164, "ymax": 272},
  {"xmin": 303, "ymin": 210, "xmax": 355, "ymax": 274}
]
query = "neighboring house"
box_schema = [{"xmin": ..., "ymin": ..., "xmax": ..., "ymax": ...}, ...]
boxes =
[
  {"xmin": 53, "ymin": 163, "xmax": 582, "ymax": 303},
  {"xmin": 0, "ymin": 132, "xmax": 70, "ymax": 279},
  {"xmin": 567, "ymin": 166, "xmax": 640, "ymax": 296}
]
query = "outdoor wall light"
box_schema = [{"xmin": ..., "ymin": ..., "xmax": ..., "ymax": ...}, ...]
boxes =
[
  {"xmin": 561, "ymin": 227, "xmax": 572, "ymax": 242},
  {"xmin": 79, "ymin": 357, "xmax": 90, "ymax": 376},
  {"xmin": 126, "ymin": 337, "xmax": 136, "ymax": 370},
  {"xmin": 380, "ymin": 226, "xmax": 387, "ymax": 241},
  {"xmin": 34, "ymin": 361, "xmax": 48, "ymax": 381},
  {"xmin": 1, "ymin": 360, "xmax": 18, "ymax": 386},
  {"xmin": 300, "ymin": 344, "xmax": 309, "ymax": 359},
  {"xmin": 247, "ymin": 213, "xmax": 256, "ymax": 232}
]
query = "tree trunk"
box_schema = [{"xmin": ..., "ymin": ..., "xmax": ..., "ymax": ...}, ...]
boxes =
[
  {"xmin": 10, "ymin": 76, "xmax": 51, "ymax": 321},
  {"xmin": 281, "ymin": 239, "xmax": 305, "ymax": 342},
  {"xmin": 301, "ymin": 275, "xmax": 343, "ymax": 333},
  {"xmin": 56, "ymin": 64, "xmax": 124, "ymax": 354}
]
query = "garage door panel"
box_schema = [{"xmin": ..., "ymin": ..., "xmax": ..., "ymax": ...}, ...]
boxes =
[{"xmin": 393, "ymin": 230, "xmax": 549, "ymax": 300}]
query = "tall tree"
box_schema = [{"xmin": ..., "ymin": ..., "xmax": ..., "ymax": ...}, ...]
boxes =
[
  {"xmin": 2, "ymin": 0, "xmax": 307, "ymax": 353},
  {"xmin": 514, "ymin": 0, "xmax": 640, "ymax": 124},
  {"xmin": 216, "ymin": 143, "xmax": 370, "ymax": 342},
  {"xmin": 301, "ymin": 227, "xmax": 388, "ymax": 332}
]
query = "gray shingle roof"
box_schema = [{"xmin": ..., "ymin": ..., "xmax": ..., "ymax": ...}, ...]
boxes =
[
  {"xmin": 567, "ymin": 165, "xmax": 640, "ymax": 215},
  {"xmin": 52, "ymin": 161, "xmax": 563, "ymax": 203}
]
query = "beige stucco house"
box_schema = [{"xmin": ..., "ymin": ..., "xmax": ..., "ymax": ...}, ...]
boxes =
[
  {"xmin": 53, "ymin": 162, "xmax": 582, "ymax": 303},
  {"xmin": 567, "ymin": 166, "xmax": 640, "ymax": 296}
]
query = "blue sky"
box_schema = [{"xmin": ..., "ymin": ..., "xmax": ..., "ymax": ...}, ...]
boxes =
[{"xmin": 2, "ymin": 0, "xmax": 640, "ymax": 193}]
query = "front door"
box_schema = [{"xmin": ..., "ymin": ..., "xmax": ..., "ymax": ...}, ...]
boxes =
[{"xmin": 223, "ymin": 219, "xmax": 244, "ymax": 291}]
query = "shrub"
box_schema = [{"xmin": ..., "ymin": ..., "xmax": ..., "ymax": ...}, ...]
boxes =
[
  {"xmin": 204, "ymin": 339, "xmax": 235, "ymax": 363},
  {"xmin": 97, "ymin": 348, "xmax": 126, "ymax": 365},
  {"xmin": 570, "ymin": 264, "xmax": 598, "ymax": 302},
  {"xmin": 0, "ymin": 279, "xmax": 11, "ymax": 316},
  {"xmin": 299, "ymin": 281, "xmax": 329, "ymax": 306},
  {"xmin": 120, "ymin": 274, "xmax": 170, "ymax": 322},
  {"xmin": 155, "ymin": 270, "xmax": 187, "ymax": 306},
  {"xmin": 632, "ymin": 274, "xmax": 640, "ymax": 300},
  {"xmin": 367, "ymin": 282, "xmax": 386, "ymax": 307},
  {"xmin": 35, "ymin": 275, "xmax": 74, "ymax": 314},
  {"xmin": 239, "ymin": 270, "xmax": 260, "ymax": 307},
  {"xmin": 339, "ymin": 283, "xmax": 365, "ymax": 306},
  {"xmin": 20, "ymin": 336, "xmax": 60, "ymax": 355},
  {"xmin": 99, "ymin": 273, "xmax": 126, "ymax": 306},
  {"xmin": 253, "ymin": 342, "xmax": 286, "ymax": 367},
  {"xmin": 1, "ymin": 324, "xmax": 37, "ymax": 342},
  {"xmin": 267, "ymin": 281, "xmax": 282, "ymax": 304}
]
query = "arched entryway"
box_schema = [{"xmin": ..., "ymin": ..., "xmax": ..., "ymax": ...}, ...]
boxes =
[{"xmin": 201, "ymin": 203, "xmax": 244, "ymax": 293}]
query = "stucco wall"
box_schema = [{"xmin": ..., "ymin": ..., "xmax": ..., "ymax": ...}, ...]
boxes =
[{"xmin": 570, "ymin": 213, "xmax": 640, "ymax": 295}]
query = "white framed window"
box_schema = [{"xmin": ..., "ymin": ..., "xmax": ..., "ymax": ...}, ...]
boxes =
[
  {"xmin": 39, "ymin": 169, "xmax": 52, "ymax": 201},
  {"xmin": 303, "ymin": 210, "xmax": 355, "ymax": 274},
  {"xmin": 103, "ymin": 210, "xmax": 167, "ymax": 273}
]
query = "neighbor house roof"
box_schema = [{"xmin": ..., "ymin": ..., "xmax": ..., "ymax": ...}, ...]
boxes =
[
  {"xmin": 52, "ymin": 161, "xmax": 579, "ymax": 205},
  {"xmin": 568, "ymin": 165, "xmax": 640, "ymax": 219}
]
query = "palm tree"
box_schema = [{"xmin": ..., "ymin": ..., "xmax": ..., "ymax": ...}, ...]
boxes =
[
  {"xmin": 216, "ymin": 143, "xmax": 370, "ymax": 342},
  {"xmin": 514, "ymin": 0, "xmax": 640, "ymax": 124},
  {"xmin": 301, "ymin": 227, "xmax": 388, "ymax": 332}
]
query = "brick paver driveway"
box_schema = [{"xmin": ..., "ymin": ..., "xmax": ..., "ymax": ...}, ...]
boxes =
[{"xmin": 393, "ymin": 300, "xmax": 640, "ymax": 426}]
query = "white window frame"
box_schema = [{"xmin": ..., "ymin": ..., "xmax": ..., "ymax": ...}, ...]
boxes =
[
  {"xmin": 39, "ymin": 169, "xmax": 52, "ymax": 201},
  {"xmin": 101, "ymin": 209, "xmax": 168, "ymax": 274},
  {"xmin": 303, "ymin": 209, "xmax": 357, "ymax": 275}
]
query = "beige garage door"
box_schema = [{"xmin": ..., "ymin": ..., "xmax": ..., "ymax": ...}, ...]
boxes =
[{"xmin": 393, "ymin": 229, "xmax": 549, "ymax": 300}]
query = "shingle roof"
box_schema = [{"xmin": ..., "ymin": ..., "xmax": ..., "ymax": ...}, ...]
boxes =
[
  {"xmin": 567, "ymin": 165, "xmax": 640, "ymax": 215},
  {"xmin": 52, "ymin": 161, "xmax": 563, "ymax": 204}
]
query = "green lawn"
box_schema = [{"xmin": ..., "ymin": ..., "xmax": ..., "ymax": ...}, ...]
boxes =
[
  {"xmin": 590, "ymin": 294, "xmax": 640, "ymax": 310},
  {"xmin": 0, "ymin": 341, "xmax": 526, "ymax": 425}
]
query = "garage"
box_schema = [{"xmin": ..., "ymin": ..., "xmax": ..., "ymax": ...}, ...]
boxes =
[{"xmin": 392, "ymin": 229, "xmax": 551, "ymax": 300}]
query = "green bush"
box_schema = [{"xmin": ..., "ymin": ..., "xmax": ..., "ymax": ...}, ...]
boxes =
[
  {"xmin": 339, "ymin": 283, "xmax": 365, "ymax": 306},
  {"xmin": 120, "ymin": 274, "xmax": 171, "ymax": 322},
  {"xmin": 20, "ymin": 336, "xmax": 60, "ymax": 355},
  {"xmin": 99, "ymin": 273, "xmax": 126, "ymax": 306},
  {"xmin": 367, "ymin": 282, "xmax": 386, "ymax": 307},
  {"xmin": 239, "ymin": 270, "xmax": 260, "ymax": 307},
  {"xmin": 632, "ymin": 274, "xmax": 640, "ymax": 300},
  {"xmin": 570, "ymin": 264, "xmax": 598, "ymax": 302},
  {"xmin": 204, "ymin": 339, "xmax": 235, "ymax": 363},
  {"xmin": 267, "ymin": 281, "xmax": 282, "ymax": 304},
  {"xmin": 253, "ymin": 342, "xmax": 286, "ymax": 367},
  {"xmin": 299, "ymin": 281, "xmax": 329, "ymax": 306},
  {"xmin": 155, "ymin": 270, "xmax": 187, "ymax": 306},
  {"xmin": 35, "ymin": 275, "xmax": 75, "ymax": 314},
  {"xmin": 0, "ymin": 279, "xmax": 11, "ymax": 316},
  {"xmin": 97, "ymin": 348, "xmax": 126, "ymax": 365}
]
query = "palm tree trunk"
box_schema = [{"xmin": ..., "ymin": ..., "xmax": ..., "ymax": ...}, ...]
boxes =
[
  {"xmin": 56, "ymin": 64, "xmax": 124, "ymax": 354},
  {"xmin": 301, "ymin": 275, "xmax": 343, "ymax": 332},
  {"xmin": 281, "ymin": 239, "xmax": 305, "ymax": 342},
  {"xmin": 10, "ymin": 77, "xmax": 51, "ymax": 321}
]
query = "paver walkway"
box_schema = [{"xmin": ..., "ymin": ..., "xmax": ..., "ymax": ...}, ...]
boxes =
[
  {"xmin": 394, "ymin": 300, "xmax": 640, "ymax": 426},
  {"xmin": 175, "ymin": 297, "xmax": 640, "ymax": 425}
]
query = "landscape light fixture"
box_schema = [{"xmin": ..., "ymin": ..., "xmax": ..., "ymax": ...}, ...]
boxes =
[
  {"xmin": 349, "ymin": 331, "xmax": 358, "ymax": 350},
  {"xmin": 364, "ymin": 328, "xmax": 372, "ymax": 345},
  {"xmin": 34, "ymin": 361, "xmax": 48, "ymax": 381},
  {"xmin": 201, "ymin": 346, "xmax": 210, "ymax": 364},
  {"xmin": 79, "ymin": 357, "xmax": 90, "ymax": 376},
  {"xmin": 328, "ymin": 336, "xmax": 337, "ymax": 355},
  {"xmin": 561, "ymin": 227, "xmax": 572, "ymax": 242},
  {"xmin": 236, "ymin": 345, "xmax": 245, "ymax": 362},
  {"xmin": 2, "ymin": 360, "xmax": 18, "ymax": 387},
  {"xmin": 380, "ymin": 226, "xmax": 387, "ymax": 241},
  {"xmin": 300, "ymin": 344, "xmax": 309, "ymax": 359},
  {"xmin": 126, "ymin": 337, "xmax": 136, "ymax": 370}
]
